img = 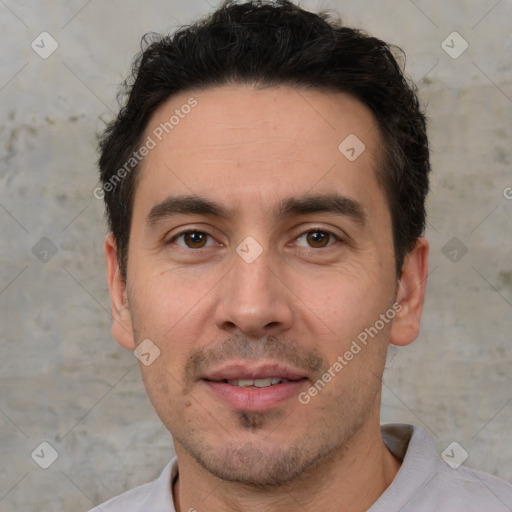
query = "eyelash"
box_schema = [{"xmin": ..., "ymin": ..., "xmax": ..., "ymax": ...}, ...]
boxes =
[{"xmin": 167, "ymin": 228, "xmax": 342, "ymax": 250}]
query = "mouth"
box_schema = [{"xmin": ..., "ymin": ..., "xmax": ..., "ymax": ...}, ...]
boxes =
[
  {"xmin": 216, "ymin": 377, "xmax": 301, "ymax": 388},
  {"xmin": 200, "ymin": 363, "xmax": 309, "ymax": 411}
]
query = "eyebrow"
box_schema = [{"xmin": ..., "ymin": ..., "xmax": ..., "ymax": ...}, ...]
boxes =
[{"xmin": 145, "ymin": 192, "xmax": 367, "ymax": 227}]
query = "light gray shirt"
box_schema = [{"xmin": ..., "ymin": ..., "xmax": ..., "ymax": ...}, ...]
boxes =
[{"xmin": 88, "ymin": 423, "xmax": 512, "ymax": 511}]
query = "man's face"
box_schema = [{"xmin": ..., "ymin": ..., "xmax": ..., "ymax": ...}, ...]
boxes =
[{"xmin": 108, "ymin": 85, "xmax": 419, "ymax": 487}]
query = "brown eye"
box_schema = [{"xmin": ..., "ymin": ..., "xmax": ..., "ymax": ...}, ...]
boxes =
[
  {"xmin": 184, "ymin": 231, "xmax": 207, "ymax": 248},
  {"xmin": 296, "ymin": 229, "xmax": 339, "ymax": 249},
  {"xmin": 171, "ymin": 230, "xmax": 214, "ymax": 249},
  {"xmin": 307, "ymin": 231, "xmax": 330, "ymax": 248}
]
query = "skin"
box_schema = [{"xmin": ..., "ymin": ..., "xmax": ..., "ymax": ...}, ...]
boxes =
[{"xmin": 105, "ymin": 84, "xmax": 429, "ymax": 512}]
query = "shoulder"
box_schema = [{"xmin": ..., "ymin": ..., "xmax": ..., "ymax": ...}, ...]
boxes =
[
  {"xmin": 86, "ymin": 458, "xmax": 176, "ymax": 512},
  {"xmin": 374, "ymin": 424, "xmax": 512, "ymax": 512},
  {"xmin": 423, "ymin": 463, "xmax": 512, "ymax": 511},
  {"xmin": 87, "ymin": 481, "xmax": 154, "ymax": 511}
]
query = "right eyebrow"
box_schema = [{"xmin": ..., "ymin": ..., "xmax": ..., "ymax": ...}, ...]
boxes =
[{"xmin": 146, "ymin": 195, "xmax": 232, "ymax": 228}]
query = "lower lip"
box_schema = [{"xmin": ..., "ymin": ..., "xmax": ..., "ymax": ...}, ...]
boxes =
[{"xmin": 202, "ymin": 379, "xmax": 308, "ymax": 412}]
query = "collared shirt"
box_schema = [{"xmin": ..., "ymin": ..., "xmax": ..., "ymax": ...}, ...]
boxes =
[{"xmin": 88, "ymin": 423, "xmax": 512, "ymax": 511}]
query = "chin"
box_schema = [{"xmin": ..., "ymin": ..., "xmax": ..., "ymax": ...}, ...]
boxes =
[{"xmin": 185, "ymin": 435, "xmax": 336, "ymax": 489}]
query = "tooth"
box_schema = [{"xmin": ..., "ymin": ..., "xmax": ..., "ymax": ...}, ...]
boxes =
[
  {"xmin": 253, "ymin": 378, "xmax": 273, "ymax": 388},
  {"xmin": 226, "ymin": 379, "xmax": 255, "ymax": 387},
  {"xmin": 237, "ymin": 379, "xmax": 254, "ymax": 387},
  {"xmin": 225, "ymin": 378, "xmax": 290, "ymax": 387}
]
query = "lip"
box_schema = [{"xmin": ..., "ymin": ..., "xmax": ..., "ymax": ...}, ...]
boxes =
[
  {"xmin": 202, "ymin": 379, "xmax": 308, "ymax": 412},
  {"xmin": 200, "ymin": 362, "xmax": 309, "ymax": 412},
  {"xmin": 201, "ymin": 362, "xmax": 307, "ymax": 382}
]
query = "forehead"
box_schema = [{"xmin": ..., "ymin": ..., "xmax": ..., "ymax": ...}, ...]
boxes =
[{"xmin": 134, "ymin": 84, "xmax": 385, "ymax": 220}]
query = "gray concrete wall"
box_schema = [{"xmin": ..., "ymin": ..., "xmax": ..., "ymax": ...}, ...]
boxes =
[{"xmin": 0, "ymin": 0, "xmax": 511, "ymax": 510}]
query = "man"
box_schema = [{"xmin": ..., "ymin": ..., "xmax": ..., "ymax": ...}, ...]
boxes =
[{"xmin": 90, "ymin": 1, "xmax": 512, "ymax": 510}]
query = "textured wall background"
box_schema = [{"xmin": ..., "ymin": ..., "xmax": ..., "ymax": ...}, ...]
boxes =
[{"xmin": 0, "ymin": 0, "xmax": 511, "ymax": 510}]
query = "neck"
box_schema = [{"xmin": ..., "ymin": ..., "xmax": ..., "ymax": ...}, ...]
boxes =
[{"xmin": 172, "ymin": 418, "xmax": 402, "ymax": 512}]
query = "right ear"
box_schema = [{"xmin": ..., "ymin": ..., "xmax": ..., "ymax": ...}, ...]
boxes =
[{"xmin": 104, "ymin": 233, "xmax": 136, "ymax": 350}]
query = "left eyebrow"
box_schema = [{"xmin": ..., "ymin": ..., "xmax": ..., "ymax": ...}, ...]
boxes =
[
  {"xmin": 275, "ymin": 193, "xmax": 367, "ymax": 225},
  {"xmin": 145, "ymin": 192, "xmax": 367, "ymax": 228}
]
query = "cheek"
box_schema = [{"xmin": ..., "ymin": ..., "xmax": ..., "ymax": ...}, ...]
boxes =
[
  {"xmin": 140, "ymin": 363, "xmax": 191, "ymax": 426},
  {"xmin": 127, "ymin": 278, "xmax": 198, "ymax": 381},
  {"xmin": 130, "ymin": 266, "xmax": 200, "ymax": 327},
  {"xmin": 299, "ymin": 267, "xmax": 391, "ymax": 338}
]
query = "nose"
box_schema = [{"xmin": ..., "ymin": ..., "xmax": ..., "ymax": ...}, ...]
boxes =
[{"xmin": 214, "ymin": 244, "xmax": 294, "ymax": 338}]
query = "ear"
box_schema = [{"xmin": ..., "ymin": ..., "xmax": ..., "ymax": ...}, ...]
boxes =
[
  {"xmin": 104, "ymin": 233, "xmax": 136, "ymax": 350},
  {"xmin": 389, "ymin": 237, "xmax": 429, "ymax": 347}
]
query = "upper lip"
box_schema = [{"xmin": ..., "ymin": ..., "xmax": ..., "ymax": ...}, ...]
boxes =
[{"xmin": 201, "ymin": 363, "xmax": 308, "ymax": 382}]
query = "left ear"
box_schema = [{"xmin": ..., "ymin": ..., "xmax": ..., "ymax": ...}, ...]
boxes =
[{"xmin": 389, "ymin": 237, "xmax": 429, "ymax": 347}]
